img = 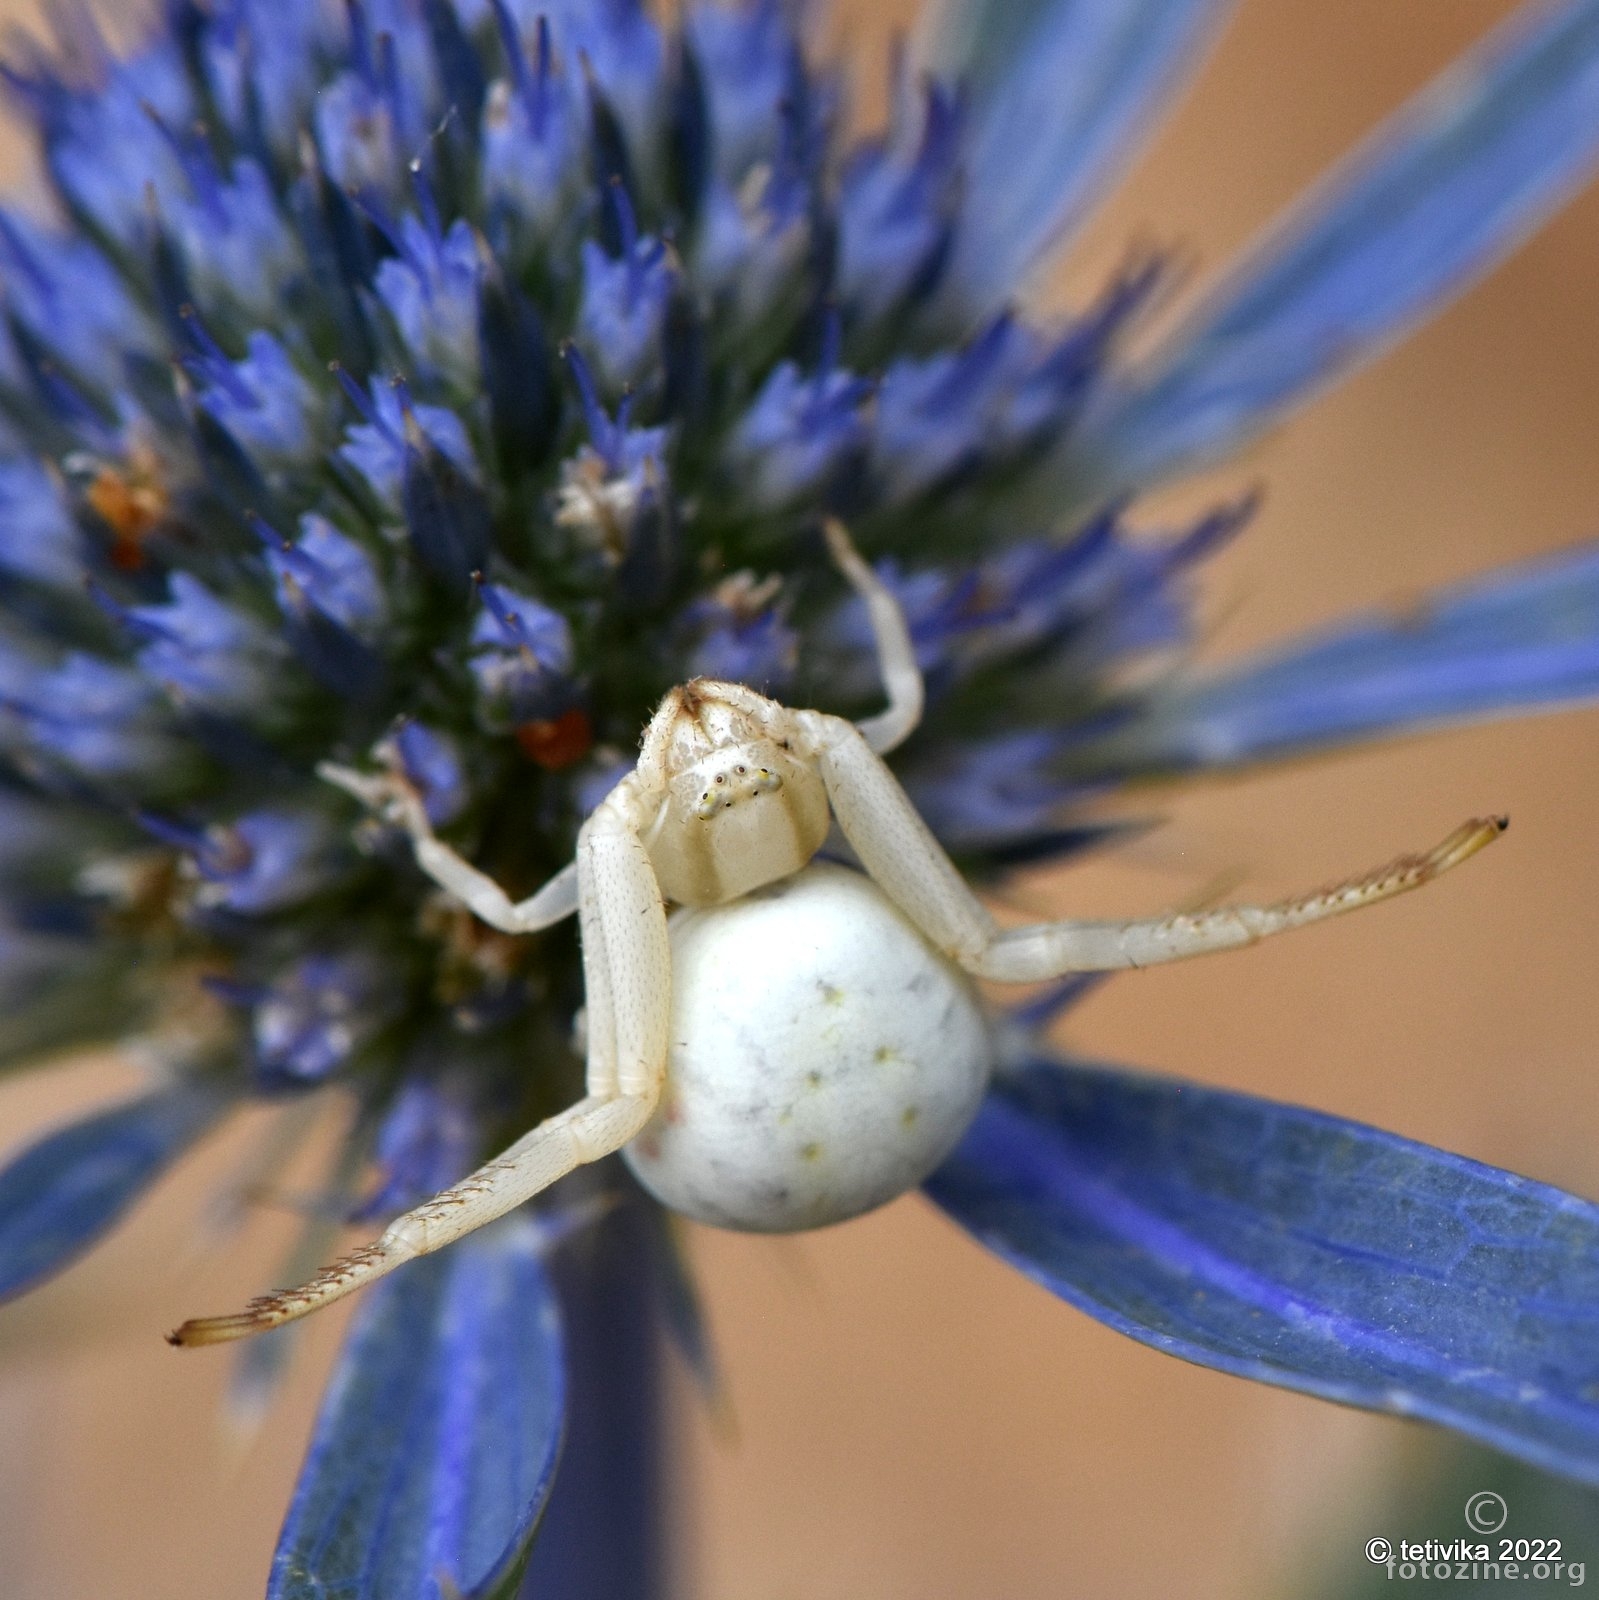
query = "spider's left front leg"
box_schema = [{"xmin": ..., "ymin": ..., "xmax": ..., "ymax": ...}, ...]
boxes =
[
  {"xmin": 168, "ymin": 795, "xmax": 669, "ymax": 1347},
  {"xmin": 319, "ymin": 760, "xmax": 579, "ymax": 933},
  {"xmin": 804, "ymin": 712, "xmax": 1505, "ymax": 983}
]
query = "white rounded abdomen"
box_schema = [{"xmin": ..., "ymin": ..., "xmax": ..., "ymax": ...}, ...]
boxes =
[{"xmin": 623, "ymin": 861, "xmax": 994, "ymax": 1231}]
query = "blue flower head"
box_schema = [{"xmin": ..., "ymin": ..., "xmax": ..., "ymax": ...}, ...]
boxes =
[{"xmin": 3, "ymin": 0, "xmax": 1599, "ymax": 1595}]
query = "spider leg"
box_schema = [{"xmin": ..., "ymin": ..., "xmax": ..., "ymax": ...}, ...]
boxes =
[
  {"xmin": 806, "ymin": 712, "xmax": 1506, "ymax": 983},
  {"xmin": 168, "ymin": 807, "xmax": 669, "ymax": 1347},
  {"xmin": 320, "ymin": 760, "xmax": 579, "ymax": 932},
  {"xmin": 823, "ymin": 519, "xmax": 923, "ymax": 755}
]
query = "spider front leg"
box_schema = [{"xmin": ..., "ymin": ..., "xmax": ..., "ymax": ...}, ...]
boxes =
[
  {"xmin": 319, "ymin": 759, "xmax": 579, "ymax": 932},
  {"xmin": 823, "ymin": 518, "xmax": 923, "ymax": 755},
  {"xmin": 804, "ymin": 713, "xmax": 1506, "ymax": 983},
  {"xmin": 168, "ymin": 799, "xmax": 669, "ymax": 1347}
]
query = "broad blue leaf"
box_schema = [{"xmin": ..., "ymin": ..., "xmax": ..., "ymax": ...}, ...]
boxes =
[
  {"xmin": 928, "ymin": 1060, "xmax": 1599, "ymax": 1485},
  {"xmin": 269, "ymin": 1218, "xmax": 565, "ymax": 1600},
  {"xmin": 1068, "ymin": 0, "xmax": 1599, "ymax": 492},
  {"xmin": 522, "ymin": 1194, "xmax": 666, "ymax": 1600},
  {"xmin": 1064, "ymin": 540, "xmax": 1599, "ymax": 774},
  {"xmin": 0, "ymin": 1080, "xmax": 227, "ymax": 1305},
  {"xmin": 919, "ymin": 0, "xmax": 1231, "ymax": 314},
  {"xmin": 648, "ymin": 1202, "xmax": 724, "ymax": 1415}
]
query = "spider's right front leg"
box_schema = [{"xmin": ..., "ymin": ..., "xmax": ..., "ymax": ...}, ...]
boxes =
[
  {"xmin": 823, "ymin": 519, "xmax": 924, "ymax": 756},
  {"xmin": 806, "ymin": 712, "xmax": 1506, "ymax": 983},
  {"xmin": 167, "ymin": 799, "xmax": 670, "ymax": 1347}
]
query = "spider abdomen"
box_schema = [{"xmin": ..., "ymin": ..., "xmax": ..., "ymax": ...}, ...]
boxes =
[{"xmin": 623, "ymin": 861, "xmax": 994, "ymax": 1231}]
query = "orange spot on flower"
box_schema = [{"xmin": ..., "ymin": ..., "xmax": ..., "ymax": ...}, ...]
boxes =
[
  {"xmin": 515, "ymin": 708, "xmax": 592, "ymax": 770},
  {"xmin": 86, "ymin": 450, "xmax": 170, "ymax": 571}
]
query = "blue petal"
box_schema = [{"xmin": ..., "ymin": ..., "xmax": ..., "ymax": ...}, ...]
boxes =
[
  {"xmin": 251, "ymin": 952, "xmax": 396, "ymax": 1086},
  {"xmin": 269, "ymin": 1219, "xmax": 565, "ymax": 1600},
  {"xmin": 44, "ymin": 41, "xmax": 190, "ymax": 241},
  {"xmin": 0, "ymin": 1082, "xmax": 227, "ymax": 1304},
  {"xmin": 522, "ymin": 1196, "xmax": 666, "ymax": 1600},
  {"xmin": 266, "ymin": 515, "xmax": 387, "ymax": 640},
  {"xmin": 576, "ymin": 207, "xmax": 676, "ymax": 394},
  {"xmin": 1067, "ymin": 541, "xmax": 1599, "ymax": 773},
  {"xmin": 375, "ymin": 216, "xmax": 483, "ymax": 389},
  {"xmin": 169, "ymin": 157, "xmax": 302, "ymax": 322},
  {"xmin": 192, "ymin": 809, "xmax": 338, "ymax": 915},
  {"xmin": 919, "ymin": 0, "xmax": 1231, "ymax": 314},
  {"xmin": 197, "ymin": 333, "xmax": 321, "ymax": 466},
  {"xmin": 403, "ymin": 423, "xmax": 493, "ymax": 594},
  {"xmin": 387, "ymin": 722, "xmax": 471, "ymax": 829},
  {"xmin": 0, "ymin": 458, "xmax": 84, "ymax": 588},
  {"xmin": 200, "ymin": 0, "xmax": 335, "ymax": 154},
  {"xmin": 131, "ymin": 572, "xmax": 286, "ymax": 715},
  {"xmin": 728, "ymin": 359, "xmax": 871, "ymax": 511},
  {"xmin": 340, "ymin": 379, "xmax": 479, "ymax": 512},
  {"xmin": 1069, "ymin": 0, "xmax": 1599, "ymax": 490},
  {"xmin": 928, "ymin": 1060, "xmax": 1599, "ymax": 1484}
]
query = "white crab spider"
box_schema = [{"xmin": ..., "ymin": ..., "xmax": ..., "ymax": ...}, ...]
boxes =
[{"xmin": 169, "ymin": 524, "xmax": 1504, "ymax": 1346}]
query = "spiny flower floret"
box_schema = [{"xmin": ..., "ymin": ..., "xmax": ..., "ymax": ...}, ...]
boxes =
[
  {"xmin": 338, "ymin": 371, "xmax": 478, "ymax": 509},
  {"xmin": 252, "ymin": 949, "xmax": 399, "ymax": 1084}
]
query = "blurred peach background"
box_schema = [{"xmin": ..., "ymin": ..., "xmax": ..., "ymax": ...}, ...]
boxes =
[{"xmin": 2, "ymin": 0, "xmax": 1599, "ymax": 1595}]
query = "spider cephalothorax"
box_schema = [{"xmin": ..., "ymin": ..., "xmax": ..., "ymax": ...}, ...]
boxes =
[{"xmin": 636, "ymin": 681, "xmax": 832, "ymax": 907}]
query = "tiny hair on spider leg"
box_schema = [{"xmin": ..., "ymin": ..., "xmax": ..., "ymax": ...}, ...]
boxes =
[{"xmin": 166, "ymin": 523, "xmax": 1508, "ymax": 1347}]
